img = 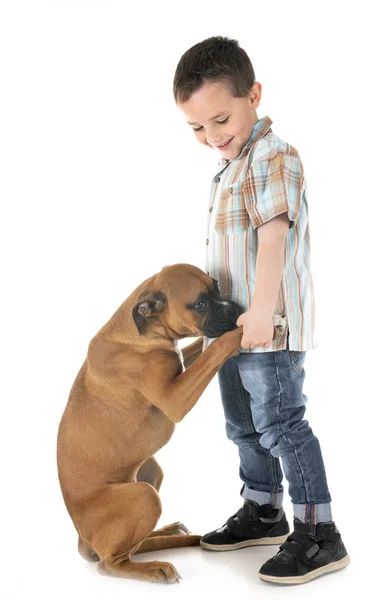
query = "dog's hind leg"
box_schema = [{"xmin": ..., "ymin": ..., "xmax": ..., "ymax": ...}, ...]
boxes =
[
  {"xmin": 87, "ymin": 482, "xmax": 180, "ymax": 583},
  {"xmin": 137, "ymin": 458, "xmax": 195, "ymax": 542},
  {"xmin": 137, "ymin": 456, "xmax": 163, "ymax": 490},
  {"xmin": 78, "ymin": 536, "xmax": 99, "ymax": 562}
]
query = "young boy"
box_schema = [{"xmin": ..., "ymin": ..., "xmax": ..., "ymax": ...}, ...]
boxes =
[{"xmin": 173, "ymin": 36, "xmax": 350, "ymax": 585}]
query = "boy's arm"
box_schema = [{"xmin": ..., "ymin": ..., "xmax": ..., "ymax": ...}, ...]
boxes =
[{"xmin": 237, "ymin": 213, "xmax": 289, "ymax": 350}]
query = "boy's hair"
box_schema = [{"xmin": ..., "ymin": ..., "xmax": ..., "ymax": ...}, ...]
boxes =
[{"xmin": 173, "ymin": 36, "xmax": 255, "ymax": 104}]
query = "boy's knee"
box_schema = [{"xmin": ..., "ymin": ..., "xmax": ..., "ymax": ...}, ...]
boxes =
[{"xmin": 260, "ymin": 418, "xmax": 313, "ymax": 457}]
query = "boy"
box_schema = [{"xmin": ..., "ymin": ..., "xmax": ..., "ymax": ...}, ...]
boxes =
[{"xmin": 173, "ymin": 36, "xmax": 350, "ymax": 585}]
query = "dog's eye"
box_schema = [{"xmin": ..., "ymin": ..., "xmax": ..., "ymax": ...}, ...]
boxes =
[{"xmin": 195, "ymin": 301, "xmax": 207, "ymax": 311}]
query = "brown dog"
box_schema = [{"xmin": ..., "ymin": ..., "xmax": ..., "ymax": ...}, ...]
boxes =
[{"xmin": 57, "ymin": 263, "xmax": 247, "ymax": 583}]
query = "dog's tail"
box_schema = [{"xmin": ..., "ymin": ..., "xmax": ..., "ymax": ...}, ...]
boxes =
[{"xmin": 135, "ymin": 534, "xmax": 201, "ymax": 554}]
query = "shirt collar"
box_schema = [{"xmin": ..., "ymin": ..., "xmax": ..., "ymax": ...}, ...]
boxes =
[{"xmin": 218, "ymin": 115, "xmax": 273, "ymax": 168}]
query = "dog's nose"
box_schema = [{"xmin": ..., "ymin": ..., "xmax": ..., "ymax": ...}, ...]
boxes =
[
  {"xmin": 222, "ymin": 300, "xmax": 241, "ymax": 321},
  {"xmin": 227, "ymin": 301, "xmax": 241, "ymax": 316}
]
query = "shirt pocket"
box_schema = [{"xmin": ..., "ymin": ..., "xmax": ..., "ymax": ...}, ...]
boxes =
[{"xmin": 215, "ymin": 182, "xmax": 250, "ymax": 234}]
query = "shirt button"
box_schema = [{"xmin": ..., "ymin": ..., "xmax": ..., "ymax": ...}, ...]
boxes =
[
  {"xmin": 206, "ymin": 239, "xmax": 209, "ymax": 245},
  {"xmin": 229, "ymin": 186, "xmax": 233, "ymax": 193},
  {"xmin": 214, "ymin": 176, "xmax": 220, "ymax": 183},
  {"xmin": 209, "ymin": 207, "xmax": 213, "ymax": 212}
]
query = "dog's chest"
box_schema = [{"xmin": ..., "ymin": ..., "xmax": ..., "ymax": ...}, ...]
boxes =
[{"xmin": 174, "ymin": 341, "xmax": 184, "ymax": 370}]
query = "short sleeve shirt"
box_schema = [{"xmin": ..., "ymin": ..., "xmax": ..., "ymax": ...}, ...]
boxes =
[{"xmin": 204, "ymin": 116, "xmax": 317, "ymax": 352}]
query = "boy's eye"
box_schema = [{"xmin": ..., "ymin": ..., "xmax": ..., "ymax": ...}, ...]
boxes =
[{"xmin": 192, "ymin": 117, "xmax": 229, "ymax": 132}]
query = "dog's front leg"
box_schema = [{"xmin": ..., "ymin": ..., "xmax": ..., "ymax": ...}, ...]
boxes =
[{"xmin": 140, "ymin": 327, "xmax": 243, "ymax": 423}]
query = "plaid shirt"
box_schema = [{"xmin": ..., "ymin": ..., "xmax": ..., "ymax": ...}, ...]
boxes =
[{"xmin": 204, "ymin": 116, "xmax": 317, "ymax": 352}]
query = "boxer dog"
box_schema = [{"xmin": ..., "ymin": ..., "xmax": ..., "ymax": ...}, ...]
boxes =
[{"xmin": 57, "ymin": 263, "xmax": 284, "ymax": 583}]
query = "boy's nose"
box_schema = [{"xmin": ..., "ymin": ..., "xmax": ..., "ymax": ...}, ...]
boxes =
[{"xmin": 206, "ymin": 129, "xmax": 219, "ymax": 146}]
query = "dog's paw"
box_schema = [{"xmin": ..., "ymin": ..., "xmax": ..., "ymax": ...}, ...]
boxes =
[
  {"xmin": 217, "ymin": 327, "xmax": 243, "ymax": 357},
  {"xmin": 156, "ymin": 521, "xmax": 191, "ymax": 535},
  {"xmin": 151, "ymin": 561, "xmax": 181, "ymax": 584},
  {"xmin": 174, "ymin": 522, "xmax": 190, "ymax": 535}
]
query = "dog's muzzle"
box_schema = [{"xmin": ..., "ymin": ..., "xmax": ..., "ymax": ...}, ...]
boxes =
[{"xmin": 202, "ymin": 300, "xmax": 241, "ymax": 338}]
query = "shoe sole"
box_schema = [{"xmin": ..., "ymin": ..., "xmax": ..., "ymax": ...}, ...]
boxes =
[
  {"xmin": 200, "ymin": 534, "xmax": 289, "ymax": 551},
  {"xmin": 258, "ymin": 554, "xmax": 351, "ymax": 585}
]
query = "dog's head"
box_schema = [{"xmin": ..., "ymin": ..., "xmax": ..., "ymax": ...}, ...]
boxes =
[{"xmin": 132, "ymin": 264, "xmax": 240, "ymax": 339}]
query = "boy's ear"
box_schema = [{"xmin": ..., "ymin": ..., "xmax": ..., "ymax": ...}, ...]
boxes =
[
  {"xmin": 132, "ymin": 292, "xmax": 167, "ymax": 334},
  {"xmin": 250, "ymin": 81, "xmax": 262, "ymax": 110}
]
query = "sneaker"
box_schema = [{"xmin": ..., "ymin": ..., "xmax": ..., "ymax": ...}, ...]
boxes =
[
  {"xmin": 200, "ymin": 500, "xmax": 290, "ymax": 551},
  {"xmin": 258, "ymin": 518, "xmax": 350, "ymax": 584}
]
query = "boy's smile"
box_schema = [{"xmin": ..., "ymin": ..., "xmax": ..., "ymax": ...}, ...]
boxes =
[{"xmin": 178, "ymin": 80, "xmax": 261, "ymax": 161}]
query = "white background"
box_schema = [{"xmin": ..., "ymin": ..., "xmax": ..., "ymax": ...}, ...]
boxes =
[{"xmin": 1, "ymin": 0, "xmax": 386, "ymax": 598}]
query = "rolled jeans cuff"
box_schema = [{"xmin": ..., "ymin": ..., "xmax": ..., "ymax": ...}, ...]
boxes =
[
  {"xmin": 241, "ymin": 484, "xmax": 283, "ymax": 509},
  {"xmin": 293, "ymin": 503, "xmax": 332, "ymax": 524}
]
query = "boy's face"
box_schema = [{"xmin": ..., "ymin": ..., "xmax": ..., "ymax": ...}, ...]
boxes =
[{"xmin": 178, "ymin": 80, "xmax": 261, "ymax": 161}]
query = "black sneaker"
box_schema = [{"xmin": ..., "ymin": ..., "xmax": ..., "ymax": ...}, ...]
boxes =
[
  {"xmin": 200, "ymin": 500, "xmax": 290, "ymax": 551},
  {"xmin": 258, "ymin": 518, "xmax": 350, "ymax": 584}
]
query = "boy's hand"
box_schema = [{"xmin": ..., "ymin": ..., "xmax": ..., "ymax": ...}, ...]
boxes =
[{"xmin": 237, "ymin": 309, "xmax": 274, "ymax": 350}]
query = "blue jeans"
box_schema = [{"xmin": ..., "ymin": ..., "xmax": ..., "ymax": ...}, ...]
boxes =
[{"xmin": 218, "ymin": 349, "xmax": 332, "ymax": 524}]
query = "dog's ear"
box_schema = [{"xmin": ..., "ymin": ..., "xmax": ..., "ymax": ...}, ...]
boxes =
[{"xmin": 132, "ymin": 292, "xmax": 167, "ymax": 334}]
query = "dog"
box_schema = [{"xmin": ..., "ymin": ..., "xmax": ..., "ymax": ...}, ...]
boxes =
[{"xmin": 57, "ymin": 263, "xmax": 284, "ymax": 583}]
